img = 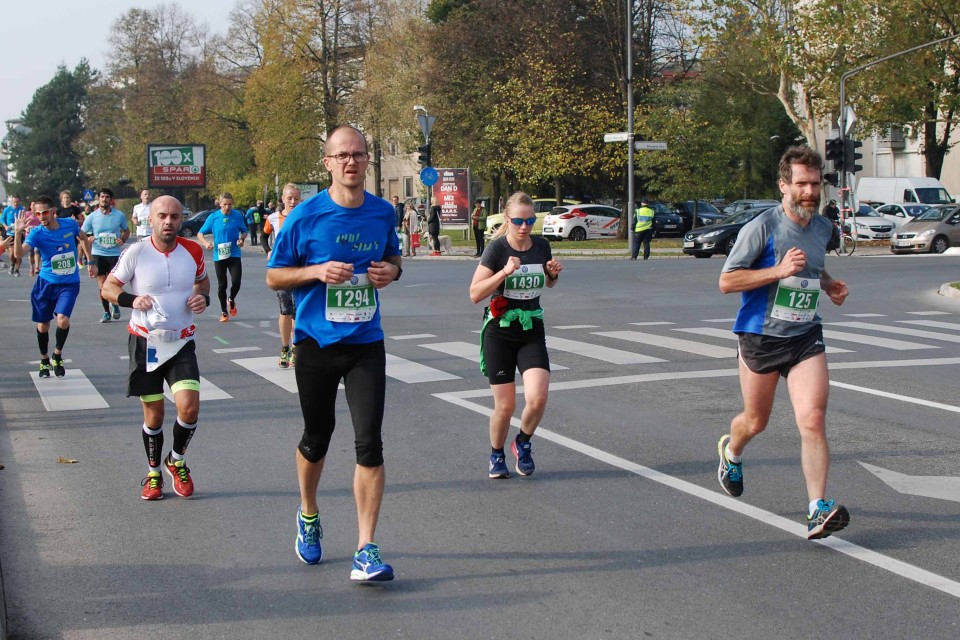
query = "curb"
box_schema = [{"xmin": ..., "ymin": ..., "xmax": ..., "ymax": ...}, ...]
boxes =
[{"xmin": 938, "ymin": 282, "xmax": 960, "ymax": 298}]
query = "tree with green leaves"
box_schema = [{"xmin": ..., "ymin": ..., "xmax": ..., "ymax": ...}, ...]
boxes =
[{"xmin": 6, "ymin": 61, "xmax": 95, "ymax": 197}]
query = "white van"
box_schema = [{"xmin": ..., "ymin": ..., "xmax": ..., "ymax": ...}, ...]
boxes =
[{"xmin": 856, "ymin": 177, "xmax": 954, "ymax": 206}]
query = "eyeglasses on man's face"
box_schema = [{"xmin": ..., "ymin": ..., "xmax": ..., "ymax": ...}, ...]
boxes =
[
  {"xmin": 509, "ymin": 216, "xmax": 537, "ymax": 226},
  {"xmin": 326, "ymin": 151, "xmax": 370, "ymax": 164}
]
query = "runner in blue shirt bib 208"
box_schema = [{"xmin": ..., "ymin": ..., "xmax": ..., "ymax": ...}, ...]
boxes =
[
  {"xmin": 81, "ymin": 188, "xmax": 130, "ymax": 323},
  {"xmin": 11, "ymin": 195, "xmax": 88, "ymax": 378}
]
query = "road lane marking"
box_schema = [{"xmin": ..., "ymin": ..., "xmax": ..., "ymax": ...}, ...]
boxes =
[
  {"xmin": 391, "ymin": 334, "xmax": 437, "ymax": 340},
  {"xmin": 595, "ymin": 330, "xmax": 737, "ymax": 358},
  {"xmin": 28, "ymin": 359, "xmax": 74, "ymax": 364},
  {"xmin": 212, "ymin": 346, "xmax": 261, "ymax": 354},
  {"xmin": 672, "ymin": 327, "xmax": 853, "ymax": 354},
  {"xmin": 385, "ymin": 353, "xmax": 460, "ymax": 383},
  {"xmin": 546, "ymin": 336, "xmax": 663, "ymax": 364},
  {"xmin": 859, "ymin": 462, "xmax": 960, "ymax": 503},
  {"xmin": 213, "ymin": 336, "xmax": 229, "ymax": 345},
  {"xmin": 898, "ymin": 319, "xmax": 960, "ymax": 331},
  {"xmin": 906, "ymin": 311, "xmax": 951, "ymax": 316},
  {"xmin": 421, "ymin": 341, "xmax": 568, "ymax": 370},
  {"xmin": 233, "ymin": 321, "xmax": 254, "ymax": 329},
  {"xmin": 259, "ymin": 321, "xmax": 271, "ymax": 328},
  {"xmin": 553, "ymin": 325, "xmax": 600, "ymax": 330},
  {"xmin": 262, "ymin": 331, "xmax": 281, "ymax": 338},
  {"xmin": 822, "ymin": 329, "xmax": 937, "ymax": 350},
  {"xmin": 702, "ymin": 318, "xmax": 737, "ymax": 323},
  {"xmin": 164, "ymin": 376, "xmax": 232, "ymax": 402},
  {"xmin": 829, "ymin": 380, "xmax": 960, "ymax": 413},
  {"xmin": 842, "ymin": 313, "xmax": 886, "ymax": 317},
  {"xmin": 30, "ymin": 369, "xmax": 109, "ymax": 411},
  {"xmin": 628, "ymin": 321, "xmax": 675, "ymax": 326},
  {"xmin": 435, "ymin": 370, "xmax": 960, "ymax": 600},
  {"xmin": 830, "ymin": 320, "xmax": 960, "ymax": 343},
  {"xmin": 232, "ymin": 356, "xmax": 302, "ymax": 392}
]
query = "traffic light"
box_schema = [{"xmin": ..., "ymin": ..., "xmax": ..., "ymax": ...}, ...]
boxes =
[
  {"xmin": 417, "ymin": 143, "xmax": 432, "ymax": 168},
  {"xmin": 823, "ymin": 171, "xmax": 839, "ymax": 187},
  {"xmin": 825, "ymin": 137, "xmax": 845, "ymax": 173},
  {"xmin": 843, "ymin": 138, "xmax": 863, "ymax": 174}
]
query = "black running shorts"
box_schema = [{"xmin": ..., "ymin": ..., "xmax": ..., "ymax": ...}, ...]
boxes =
[
  {"xmin": 127, "ymin": 335, "xmax": 200, "ymax": 398},
  {"xmin": 93, "ymin": 255, "xmax": 120, "ymax": 277},
  {"xmin": 737, "ymin": 325, "xmax": 825, "ymax": 377},
  {"xmin": 482, "ymin": 318, "xmax": 550, "ymax": 385}
]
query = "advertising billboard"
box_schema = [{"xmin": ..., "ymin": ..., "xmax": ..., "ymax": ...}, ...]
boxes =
[
  {"xmin": 146, "ymin": 144, "xmax": 206, "ymax": 188},
  {"xmin": 431, "ymin": 168, "xmax": 470, "ymax": 226}
]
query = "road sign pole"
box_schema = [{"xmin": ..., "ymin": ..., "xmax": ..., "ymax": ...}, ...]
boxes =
[{"xmin": 626, "ymin": 0, "xmax": 635, "ymax": 255}]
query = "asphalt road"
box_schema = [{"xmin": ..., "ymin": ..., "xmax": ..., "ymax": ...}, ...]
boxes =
[{"xmin": 1, "ymin": 247, "xmax": 959, "ymax": 639}]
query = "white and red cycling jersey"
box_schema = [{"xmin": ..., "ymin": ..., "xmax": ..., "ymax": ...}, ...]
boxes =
[{"xmin": 112, "ymin": 237, "xmax": 206, "ymax": 340}]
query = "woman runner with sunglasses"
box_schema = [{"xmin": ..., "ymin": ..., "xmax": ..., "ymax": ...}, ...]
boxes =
[{"xmin": 469, "ymin": 191, "xmax": 563, "ymax": 479}]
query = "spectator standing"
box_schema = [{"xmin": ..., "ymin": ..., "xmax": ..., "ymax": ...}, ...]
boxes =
[
  {"xmin": 471, "ymin": 199, "xmax": 487, "ymax": 257},
  {"xmin": 630, "ymin": 199, "xmax": 654, "ymax": 261},
  {"xmin": 428, "ymin": 204, "xmax": 441, "ymax": 256}
]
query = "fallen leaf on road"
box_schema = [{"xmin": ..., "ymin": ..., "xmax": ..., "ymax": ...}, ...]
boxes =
[{"xmin": 57, "ymin": 457, "xmax": 79, "ymax": 464}]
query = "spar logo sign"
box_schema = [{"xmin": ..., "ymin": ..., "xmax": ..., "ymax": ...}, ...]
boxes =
[{"xmin": 146, "ymin": 144, "xmax": 206, "ymax": 188}]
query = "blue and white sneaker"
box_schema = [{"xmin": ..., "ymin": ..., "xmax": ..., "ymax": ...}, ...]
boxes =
[
  {"xmin": 511, "ymin": 435, "xmax": 535, "ymax": 476},
  {"xmin": 350, "ymin": 543, "xmax": 394, "ymax": 582},
  {"xmin": 295, "ymin": 509, "xmax": 323, "ymax": 565},
  {"xmin": 100, "ymin": 312, "xmax": 111, "ymax": 323},
  {"xmin": 717, "ymin": 434, "xmax": 743, "ymax": 497},
  {"xmin": 806, "ymin": 499, "xmax": 850, "ymax": 540},
  {"xmin": 488, "ymin": 452, "xmax": 510, "ymax": 479}
]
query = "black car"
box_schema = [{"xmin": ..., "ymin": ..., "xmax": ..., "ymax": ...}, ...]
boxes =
[
  {"xmin": 673, "ymin": 200, "xmax": 727, "ymax": 231},
  {"xmin": 649, "ymin": 202, "xmax": 684, "ymax": 237},
  {"xmin": 178, "ymin": 209, "xmax": 215, "ymax": 237},
  {"xmin": 682, "ymin": 209, "xmax": 764, "ymax": 258}
]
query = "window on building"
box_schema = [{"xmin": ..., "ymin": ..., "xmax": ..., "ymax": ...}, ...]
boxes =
[{"xmin": 403, "ymin": 176, "xmax": 413, "ymax": 198}]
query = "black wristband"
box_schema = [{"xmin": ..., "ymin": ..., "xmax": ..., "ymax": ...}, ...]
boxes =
[
  {"xmin": 546, "ymin": 272, "xmax": 558, "ymax": 281},
  {"xmin": 117, "ymin": 291, "xmax": 137, "ymax": 308},
  {"xmin": 203, "ymin": 295, "xmax": 211, "ymax": 307},
  {"xmin": 393, "ymin": 265, "xmax": 403, "ymax": 281}
]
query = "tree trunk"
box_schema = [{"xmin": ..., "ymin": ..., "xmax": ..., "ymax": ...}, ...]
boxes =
[
  {"xmin": 923, "ymin": 101, "xmax": 951, "ymax": 179},
  {"xmin": 371, "ymin": 138, "xmax": 382, "ymax": 197}
]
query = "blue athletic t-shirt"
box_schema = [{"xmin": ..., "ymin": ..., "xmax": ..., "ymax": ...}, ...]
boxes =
[
  {"xmin": 1, "ymin": 205, "xmax": 24, "ymax": 232},
  {"xmin": 26, "ymin": 218, "xmax": 82, "ymax": 285},
  {"xmin": 81, "ymin": 209, "xmax": 128, "ymax": 256},
  {"xmin": 267, "ymin": 190, "xmax": 401, "ymax": 348},
  {"xmin": 199, "ymin": 210, "xmax": 246, "ymax": 261}
]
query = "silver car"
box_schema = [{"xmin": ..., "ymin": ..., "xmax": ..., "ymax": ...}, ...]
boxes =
[{"xmin": 890, "ymin": 204, "xmax": 960, "ymax": 254}]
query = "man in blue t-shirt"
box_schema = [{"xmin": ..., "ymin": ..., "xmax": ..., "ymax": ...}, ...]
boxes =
[
  {"xmin": 11, "ymin": 195, "xmax": 88, "ymax": 378},
  {"xmin": 716, "ymin": 145, "xmax": 851, "ymax": 541},
  {"xmin": 198, "ymin": 192, "xmax": 247, "ymax": 321},
  {"xmin": 82, "ymin": 188, "xmax": 130, "ymax": 323},
  {"xmin": 2, "ymin": 195, "xmax": 26, "ymax": 274},
  {"xmin": 267, "ymin": 125, "xmax": 401, "ymax": 582}
]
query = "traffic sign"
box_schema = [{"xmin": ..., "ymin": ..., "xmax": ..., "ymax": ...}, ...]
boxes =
[
  {"xmin": 82, "ymin": 189, "xmax": 95, "ymax": 202},
  {"xmin": 417, "ymin": 114, "xmax": 437, "ymax": 141},
  {"xmin": 635, "ymin": 141, "xmax": 667, "ymax": 151},
  {"xmin": 420, "ymin": 166, "xmax": 439, "ymax": 187},
  {"xmin": 604, "ymin": 132, "xmax": 630, "ymax": 143}
]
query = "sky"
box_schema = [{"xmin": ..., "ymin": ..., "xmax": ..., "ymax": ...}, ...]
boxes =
[{"xmin": 1, "ymin": 0, "xmax": 237, "ymax": 128}]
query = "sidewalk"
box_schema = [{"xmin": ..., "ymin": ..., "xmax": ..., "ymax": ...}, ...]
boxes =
[{"xmin": 410, "ymin": 243, "xmax": 893, "ymax": 260}]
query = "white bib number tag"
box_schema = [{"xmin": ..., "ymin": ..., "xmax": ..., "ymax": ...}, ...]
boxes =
[
  {"xmin": 503, "ymin": 264, "xmax": 545, "ymax": 300},
  {"xmin": 217, "ymin": 242, "xmax": 233, "ymax": 259},
  {"xmin": 97, "ymin": 232, "xmax": 119, "ymax": 248},
  {"xmin": 325, "ymin": 273, "xmax": 377, "ymax": 322},
  {"xmin": 771, "ymin": 276, "xmax": 821, "ymax": 322},
  {"xmin": 50, "ymin": 251, "xmax": 77, "ymax": 276}
]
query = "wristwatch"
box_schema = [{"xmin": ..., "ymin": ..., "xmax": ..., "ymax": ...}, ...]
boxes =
[{"xmin": 393, "ymin": 265, "xmax": 403, "ymax": 281}]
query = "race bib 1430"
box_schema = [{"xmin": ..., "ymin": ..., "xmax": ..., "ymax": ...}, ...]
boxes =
[{"xmin": 503, "ymin": 264, "xmax": 545, "ymax": 300}]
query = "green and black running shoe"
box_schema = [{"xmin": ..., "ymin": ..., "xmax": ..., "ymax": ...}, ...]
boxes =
[{"xmin": 38, "ymin": 358, "xmax": 51, "ymax": 379}]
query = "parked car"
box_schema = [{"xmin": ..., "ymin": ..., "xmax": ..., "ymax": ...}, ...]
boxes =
[
  {"xmin": 673, "ymin": 200, "xmax": 727, "ymax": 231},
  {"xmin": 649, "ymin": 202, "xmax": 684, "ymax": 237},
  {"xmin": 178, "ymin": 209, "xmax": 215, "ymax": 237},
  {"xmin": 485, "ymin": 198, "xmax": 580, "ymax": 238},
  {"xmin": 890, "ymin": 204, "xmax": 960, "ymax": 254},
  {"xmin": 722, "ymin": 199, "xmax": 780, "ymax": 215},
  {"xmin": 874, "ymin": 203, "xmax": 931, "ymax": 229},
  {"xmin": 842, "ymin": 204, "xmax": 894, "ymax": 241},
  {"xmin": 542, "ymin": 204, "xmax": 621, "ymax": 241},
  {"xmin": 681, "ymin": 208, "xmax": 764, "ymax": 258}
]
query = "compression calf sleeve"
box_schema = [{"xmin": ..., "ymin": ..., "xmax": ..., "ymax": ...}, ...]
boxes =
[
  {"xmin": 55, "ymin": 326, "xmax": 69, "ymax": 351},
  {"xmin": 142, "ymin": 424, "xmax": 164, "ymax": 469},
  {"xmin": 171, "ymin": 417, "xmax": 197, "ymax": 458},
  {"xmin": 36, "ymin": 329, "xmax": 48, "ymax": 356}
]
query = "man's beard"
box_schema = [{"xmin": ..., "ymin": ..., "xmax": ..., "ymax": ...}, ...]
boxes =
[{"xmin": 790, "ymin": 197, "xmax": 818, "ymax": 221}]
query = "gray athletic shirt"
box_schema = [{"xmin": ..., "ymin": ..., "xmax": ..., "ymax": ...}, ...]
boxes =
[{"xmin": 721, "ymin": 206, "xmax": 834, "ymax": 337}]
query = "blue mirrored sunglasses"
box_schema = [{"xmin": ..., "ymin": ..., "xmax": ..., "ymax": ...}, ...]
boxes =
[{"xmin": 509, "ymin": 216, "xmax": 537, "ymax": 226}]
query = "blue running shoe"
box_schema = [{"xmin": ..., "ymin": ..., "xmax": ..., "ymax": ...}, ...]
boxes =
[
  {"xmin": 512, "ymin": 435, "xmax": 535, "ymax": 476},
  {"xmin": 295, "ymin": 509, "xmax": 323, "ymax": 565},
  {"xmin": 717, "ymin": 434, "xmax": 743, "ymax": 497},
  {"xmin": 488, "ymin": 452, "xmax": 510, "ymax": 479},
  {"xmin": 350, "ymin": 543, "xmax": 394, "ymax": 582},
  {"xmin": 112, "ymin": 304, "xmax": 121, "ymax": 320},
  {"xmin": 100, "ymin": 312, "xmax": 111, "ymax": 323},
  {"xmin": 807, "ymin": 499, "xmax": 850, "ymax": 540}
]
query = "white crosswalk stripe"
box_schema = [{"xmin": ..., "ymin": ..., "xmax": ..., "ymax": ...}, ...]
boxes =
[
  {"xmin": 829, "ymin": 321, "xmax": 960, "ymax": 344},
  {"xmin": 821, "ymin": 329, "xmax": 937, "ymax": 350},
  {"xmin": 898, "ymin": 320, "xmax": 960, "ymax": 331},
  {"xmin": 546, "ymin": 336, "xmax": 663, "ymax": 364},
  {"xmin": 593, "ymin": 330, "xmax": 737, "ymax": 358},
  {"xmin": 385, "ymin": 353, "xmax": 461, "ymax": 383},
  {"xmin": 420, "ymin": 340, "xmax": 569, "ymax": 370},
  {"xmin": 163, "ymin": 376, "xmax": 232, "ymax": 402},
  {"xmin": 233, "ymin": 356, "xmax": 300, "ymax": 393},
  {"xmin": 30, "ymin": 369, "xmax": 109, "ymax": 411},
  {"xmin": 672, "ymin": 327, "xmax": 854, "ymax": 354}
]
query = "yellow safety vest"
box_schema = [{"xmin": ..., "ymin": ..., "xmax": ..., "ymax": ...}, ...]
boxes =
[{"xmin": 635, "ymin": 206, "xmax": 654, "ymax": 232}]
